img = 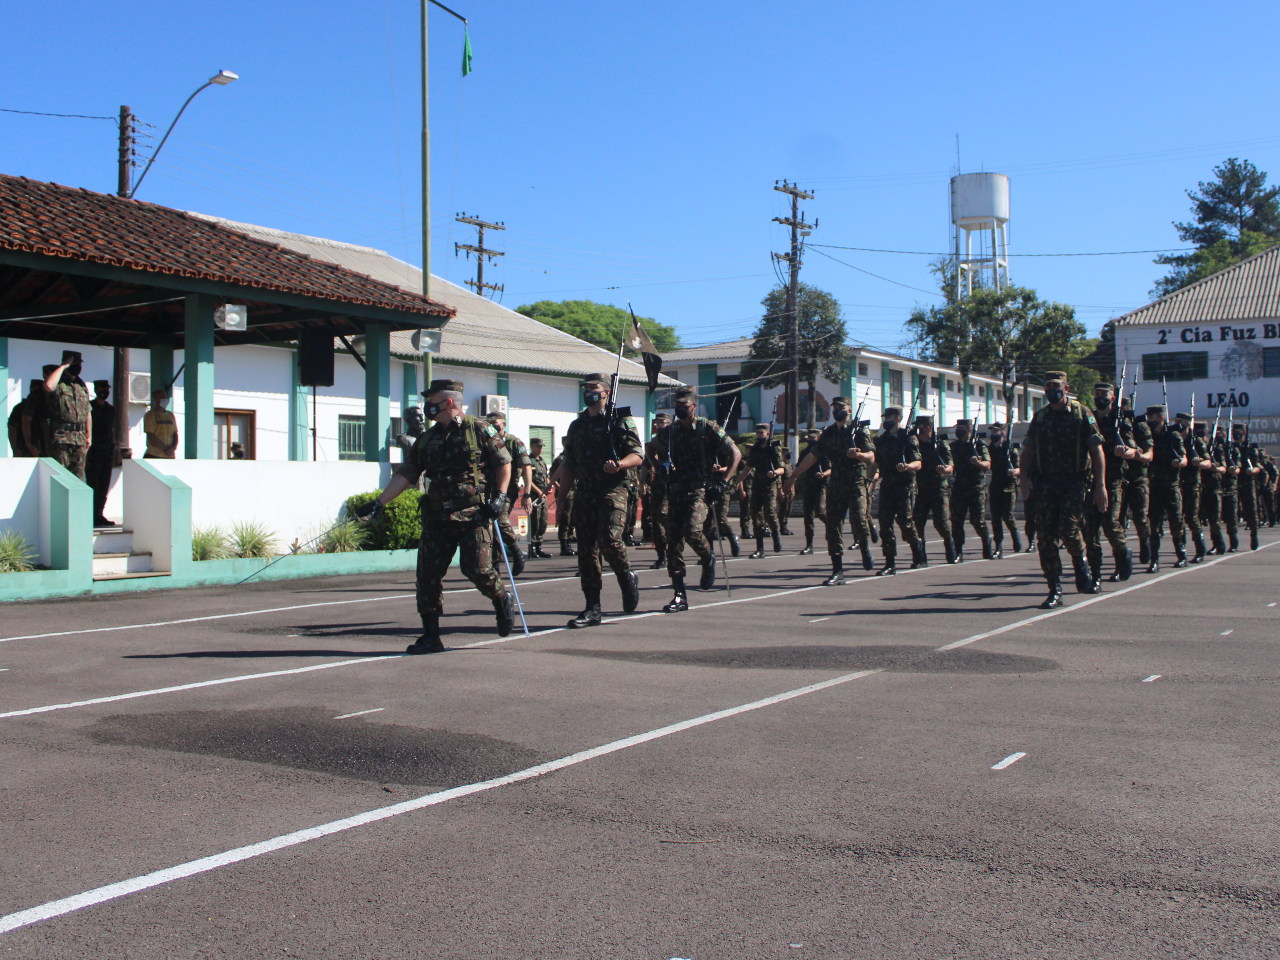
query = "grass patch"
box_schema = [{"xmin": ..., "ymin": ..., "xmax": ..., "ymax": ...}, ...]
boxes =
[
  {"xmin": 0, "ymin": 530, "xmax": 37, "ymax": 573},
  {"xmin": 228, "ymin": 521, "xmax": 277, "ymax": 559},
  {"xmin": 191, "ymin": 525, "xmax": 229, "ymax": 561}
]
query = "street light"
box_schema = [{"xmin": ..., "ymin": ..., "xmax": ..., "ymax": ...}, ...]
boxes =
[{"xmin": 128, "ymin": 70, "xmax": 238, "ymax": 198}]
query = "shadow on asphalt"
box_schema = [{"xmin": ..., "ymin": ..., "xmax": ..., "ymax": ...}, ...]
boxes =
[{"xmin": 124, "ymin": 649, "xmax": 406, "ymax": 659}]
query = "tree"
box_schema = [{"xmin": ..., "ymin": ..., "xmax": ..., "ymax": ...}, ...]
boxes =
[
  {"xmin": 1153, "ymin": 159, "xmax": 1280, "ymax": 297},
  {"xmin": 741, "ymin": 283, "xmax": 849, "ymax": 429},
  {"xmin": 514, "ymin": 300, "xmax": 680, "ymax": 354}
]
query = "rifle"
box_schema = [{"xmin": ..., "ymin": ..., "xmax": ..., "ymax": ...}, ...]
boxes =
[
  {"xmin": 604, "ymin": 313, "xmax": 633, "ymax": 464},
  {"xmin": 900, "ymin": 377, "xmax": 926, "ymax": 462}
]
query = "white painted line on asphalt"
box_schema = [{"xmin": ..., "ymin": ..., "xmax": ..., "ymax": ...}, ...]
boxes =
[
  {"xmin": 0, "ymin": 667, "xmax": 884, "ymax": 936},
  {"xmin": 1221, "ymin": 629, "xmax": 1234, "ymax": 636},
  {"xmin": 936, "ymin": 541, "xmax": 1279, "ymax": 653},
  {"xmin": 1270, "ymin": 602, "xmax": 1277, "ymax": 608},
  {"xmin": 809, "ymin": 617, "xmax": 831, "ymax": 623},
  {"xmin": 1142, "ymin": 675, "xmax": 1161, "ymax": 683},
  {"xmin": 333, "ymin": 708, "xmax": 385, "ymax": 720},
  {"xmin": 992, "ymin": 752, "xmax": 1026, "ymax": 770}
]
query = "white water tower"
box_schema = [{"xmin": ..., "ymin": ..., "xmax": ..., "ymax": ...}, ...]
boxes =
[{"xmin": 951, "ymin": 172, "xmax": 1010, "ymax": 299}]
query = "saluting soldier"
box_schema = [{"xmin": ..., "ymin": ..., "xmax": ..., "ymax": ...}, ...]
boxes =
[
  {"xmin": 784, "ymin": 395, "xmax": 875, "ymax": 584},
  {"xmin": 42, "ymin": 352, "xmax": 92, "ymax": 480},
  {"xmin": 987, "ymin": 422, "xmax": 1022, "ymax": 556},
  {"xmin": 795, "ymin": 428, "xmax": 829, "ymax": 556},
  {"xmin": 949, "ymin": 419, "xmax": 994, "ymax": 561},
  {"xmin": 356, "ymin": 378, "xmax": 514, "ymax": 654},
  {"xmin": 552, "ymin": 372, "xmax": 644, "ymax": 627},
  {"xmin": 654, "ymin": 387, "xmax": 741, "ymax": 612},
  {"xmin": 524, "ymin": 437, "xmax": 552, "ymax": 559},
  {"xmin": 1173, "ymin": 411, "xmax": 1212, "ymax": 563},
  {"xmin": 1197, "ymin": 422, "xmax": 1228, "ymax": 555},
  {"xmin": 911, "ymin": 414, "xmax": 956, "ymax": 565},
  {"xmin": 549, "ymin": 450, "xmax": 577, "ymax": 556},
  {"xmin": 1146, "ymin": 405, "xmax": 1188, "ymax": 571},
  {"xmin": 746, "ymin": 422, "xmax": 784, "ymax": 557},
  {"xmin": 641, "ymin": 414, "xmax": 672, "ymax": 569},
  {"xmin": 1083, "ymin": 381, "xmax": 1135, "ymax": 583},
  {"xmin": 1231, "ymin": 422, "xmax": 1262, "ymax": 551},
  {"xmin": 872, "ymin": 405, "xmax": 925, "ymax": 575},
  {"xmin": 486, "ymin": 413, "xmax": 530, "ymax": 576},
  {"xmin": 1019, "ymin": 371, "xmax": 1108, "ymax": 608}
]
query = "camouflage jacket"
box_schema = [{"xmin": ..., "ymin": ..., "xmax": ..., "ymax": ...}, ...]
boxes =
[
  {"xmin": 501, "ymin": 435, "xmax": 531, "ymax": 497},
  {"xmin": 652, "ymin": 416, "xmax": 736, "ymax": 488},
  {"xmin": 746, "ymin": 438, "xmax": 783, "ymax": 486},
  {"xmin": 1148, "ymin": 426, "xmax": 1187, "ymax": 483},
  {"xmin": 562, "ymin": 408, "xmax": 643, "ymax": 496},
  {"xmin": 916, "ymin": 436, "xmax": 953, "ymax": 490},
  {"xmin": 873, "ymin": 430, "xmax": 921, "ymax": 489},
  {"xmin": 397, "ymin": 414, "xmax": 510, "ymax": 512},
  {"xmin": 815, "ymin": 422, "xmax": 874, "ymax": 486},
  {"xmin": 989, "ymin": 440, "xmax": 1020, "ymax": 492},
  {"xmin": 949, "ymin": 435, "xmax": 991, "ymax": 488},
  {"xmin": 1022, "ymin": 400, "xmax": 1103, "ymax": 483}
]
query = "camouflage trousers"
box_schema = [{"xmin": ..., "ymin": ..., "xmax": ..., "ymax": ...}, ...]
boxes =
[
  {"xmin": 416, "ymin": 507, "xmax": 506, "ymax": 625},
  {"xmin": 750, "ymin": 477, "xmax": 780, "ymax": 538},
  {"xmin": 556, "ymin": 488, "xmax": 577, "ymax": 548},
  {"xmin": 800, "ymin": 481, "xmax": 826, "ymax": 540},
  {"xmin": 666, "ymin": 484, "xmax": 713, "ymax": 579},
  {"xmin": 913, "ymin": 481, "xmax": 953, "ymax": 545},
  {"xmin": 877, "ymin": 480, "xmax": 920, "ymax": 564},
  {"xmin": 950, "ymin": 483, "xmax": 991, "ymax": 550},
  {"xmin": 1180, "ymin": 477, "xmax": 1202, "ymax": 541},
  {"xmin": 527, "ymin": 497, "xmax": 548, "ymax": 547},
  {"xmin": 702, "ymin": 484, "xmax": 734, "ymax": 541},
  {"xmin": 1033, "ymin": 479, "xmax": 1087, "ymax": 583},
  {"xmin": 574, "ymin": 483, "xmax": 633, "ymax": 597},
  {"xmin": 736, "ymin": 485, "xmax": 752, "ymax": 536},
  {"xmin": 1148, "ymin": 478, "xmax": 1185, "ymax": 549},
  {"xmin": 648, "ymin": 485, "xmax": 669, "ymax": 558},
  {"xmin": 1199, "ymin": 485, "xmax": 1223, "ymax": 547},
  {"xmin": 495, "ymin": 499, "xmax": 521, "ymax": 558},
  {"xmin": 1083, "ymin": 480, "xmax": 1127, "ymax": 570},
  {"xmin": 50, "ymin": 441, "xmax": 88, "ymax": 482},
  {"xmin": 1124, "ymin": 478, "xmax": 1151, "ymax": 541},
  {"xmin": 1236, "ymin": 480, "xmax": 1260, "ymax": 532},
  {"xmin": 990, "ymin": 486, "xmax": 1019, "ymax": 544},
  {"xmin": 824, "ymin": 479, "xmax": 871, "ymax": 558}
]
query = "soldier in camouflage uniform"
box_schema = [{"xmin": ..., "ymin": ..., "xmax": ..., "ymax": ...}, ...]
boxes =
[
  {"xmin": 1261, "ymin": 452, "xmax": 1278, "ymax": 527},
  {"xmin": 1216, "ymin": 425, "xmax": 1242, "ymax": 552},
  {"xmin": 872, "ymin": 405, "xmax": 925, "ymax": 575},
  {"xmin": 949, "ymin": 419, "xmax": 994, "ymax": 561},
  {"xmin": 987, "ymin": 422, "xmax": 1022, "ymax": 556},
  {"xmin": 1173, "ymin": 411, "xmax": 1211, "ymax": 563},
  {"xmin": 1083, "ymin": 382, "xmax": 1135, "ymax": 584},
  {"xmin": 746, "ymin": 422, "xmax": 784, "ymax": 557},
  {"xmin": 1196, "ymin": 422, "xmax": 1228, "ymax": 556},
  {"xmin": 911, "ymin": 415, "xmax": 956, "ymax": 565},
  {"xmin": 1019, "ymin": 371, "xmax": 1108, "ymax": 608},
  {"xmin": 702, "ymin": 449, "xmax": 741, "ymax": 558},
  {"xmin": 1146, "ymin": 405, "xmax": 1188, "ymax": 572},
  {"xmin": 1121, "ymin": 403, "xmax": 1155, "ymax": 564},
  {"xmin": 642, "ymin": 414, "xmax": 672, "ymax": 569},
  {"xmin": 549, "ymin": 451, "xmax": 577, "ymax": 556},
  {"xmin": 795, "ymin": 428, "xmax": 828, "ymax": 556},
  {"xmin": 41, "ymin": 353, "xmax": 92, "ymax": 481},
  {"xmin": 357, "ymin": 378, "xmax": 514, "ymax": 654},
  {"xmin": 486, "ymin": 413, "xmax": 530, "ymax": 576},
  {"xmin": 785, "ymin": 395, "xmax": 876, "ymax": 583},
  {"xmin": 524, "ymin": 437, "xmax": 552, "ymax": 559},
  {"xmin": 735, "ymin": 443, "xmax": 754, "ymax": 538},
  {"xmin": 777, "ymin": 446, "xmax": 796, "ymax": 536},
  {"xmin": 6, "ymin": 379, "xmax": 45, "ymax": 457},
  {"xmin": 1231, "ymin": 422, "xmax": 1262, "ymax": 551},
  {"xmin": 552, "ymin": 372, "xmax": 644, "ymax": 627},
  {"xmin": 653, "ymin": 387, "xmax": 741, "ymax": 611}
]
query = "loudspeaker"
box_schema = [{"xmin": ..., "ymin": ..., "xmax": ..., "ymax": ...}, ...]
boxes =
[{"xmin": 298, "ymin": 330, "xmax": 335, "ymax": 387}]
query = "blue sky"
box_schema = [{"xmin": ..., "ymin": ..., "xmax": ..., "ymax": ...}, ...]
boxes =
[{"xmin": 6, "ymin": 0, "xmax": 1280, "ymax": 354}]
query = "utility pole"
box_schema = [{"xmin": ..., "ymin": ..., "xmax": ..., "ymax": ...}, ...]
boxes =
[
  {"xmin": 772, "ymin": 180, "xmax": 815, "ymax": 464},
  {"xmin": 454, "ymin": 213, "xmax": 505, "ymax": 297},
  {"xmin": 113, "ymin": 106, "xmax": 137, "ymax": 463}
]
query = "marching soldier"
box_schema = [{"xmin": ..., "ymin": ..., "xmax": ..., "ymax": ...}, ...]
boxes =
[
  {"xmin": 1121, "ymin": 401, "xmax": 1155, "ymax": 564},
  {"xmin": 642, "ymin": 414, "xmax": 672, "ymax": 569},
  {"xmin": 1173, "ymin": 411, "xmax": 1211, "ymax": 563},
  {"xmin": 735, "ymin": 442, "xmax": 754, "ymax": 539},
  {"xmin": 911, "ymin": 415, "xmax": 956, "ymax": 565},
  {"xmin": 653, "ymin": 387, "xmax": 741, "ymax": 612},
  {"xmin": 872, "ymin": 405, "xmax": 925, "ymax": 575},
  {"xmin": 777, "ymin": 446, "xmax": 796, "ymax": 536},
  {"xmin": 784, "ymin": 396, "xmax": 875, "ymax": 584},
  {"xmin": 1197, "ymin": 422, "xmax": 1228, "ymax": 555},
  {"xmin": 1261, "ymin": 452, "xmax": 1279, "ymax": 527},
  {"xmin": 552, "ymin": 372, "xmax": 644, "ymax": 627},
  {"xmin": 1083, "ymin": 382, "xmax": 1135, "ymax": 583},
  {"xmin": 949, "ymin": 419, "xmax": 994, "ymax": 561},
  {"xmin": 746, "ymin": 422, "xmax": 784, "ymax": 557},
  {"xmin": 702, "ymin": 454, "xmax": 741, "ymax": 557},
  {"xmin": 1231, "ymin": 422, "xmax": 1262, "ymax": 551},
  {"xmin": 987, "ymin": 422, "xmax": 1022, "ymax": 556},
  {"xmin": 795, "ymin": 428, "xmax": 828, "ymax": 555},
  {"xmin": 1146, "ymin": 405, "xmax": 1188, "ymax": 571},
  {"xmin": 42, "ymin": 352, "xmax": 92, "ymax": 480},
  {"xmin": 486, "ymin": 413, "xmax": 530, "ymax": 576},
  {"xmin": 524, "ymin": 437, "xmax": 552, "ymax": 559},
  {"xmin": 356, "ymin": 378, "xmax": 514, "ymax": 654},
  {"xmin": 549, "ymin": 450, "xmax": 577, "ymax": 556},
  {"xmin": 1217, "ymin": 425, "xmax": 1242, "ymax": 552},
  {"xmin": 1019, "ymin": 371, "xmax": 1108, "ymax": 608},
  {"xmin": 87, "ymin": 379, "xmax": 116, "ymax": 527}
]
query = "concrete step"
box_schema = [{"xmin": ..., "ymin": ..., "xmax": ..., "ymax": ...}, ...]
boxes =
[
  {"xmin": 91, "ymin": 552, "xmax": 153, "ymax": 576},
  {"xmin": 92, "ymin": 570, "xmax": 172, "ymax": 582},
  {"xmin": 93, "ymin": 529, "xmax": 135, "ymax": 554}
]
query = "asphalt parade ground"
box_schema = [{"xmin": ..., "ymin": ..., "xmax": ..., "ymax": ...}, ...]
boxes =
[{"xmin": 1, "ymin": 529, "xmax": 1278, "ymax": 959}]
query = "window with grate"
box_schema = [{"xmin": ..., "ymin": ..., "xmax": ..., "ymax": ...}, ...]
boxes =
[
  {"xmin": 528, "ymin": 425, "xmax": 555, "ymax": 457},
  {"xmin": 1263, "ymin": 347, "xmax": 1280, "ymax": 378},
  {"xmin": 888, "ymin": 370, "xmax": 904, "ymax": 407},
  {"xmin": 1142, "ymin": 351, "xmax": 1208, "ymax": 382},
  {"xmin": 338, "ymin": 415, "xmax": 365, "ymax": 460},
  {"xmin": 858, "ymin": 363, "xmax": 869, "ymax": 377}
]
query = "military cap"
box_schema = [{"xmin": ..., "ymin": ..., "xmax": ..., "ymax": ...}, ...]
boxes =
[
  {"xmin": 1174, "ymin": 411, "xmax": 1192, "ymax": 421},
  {"xmin": 1093, "ymin": 382, "xmax": 1115, "ymax": 392},
  {"xmin": 754, "ymin": 422, "xmax": 772, "ymax": 430},
  {"xmin": 1146, "ymin": 404, "xmax": 1167, "ymax": 417},
  {"xmin": 42, "ymin": 364, "xmax": 58, "ymax": 377},
  {"xmin": 1044, "ymin": 370, "xmax": 1069, "ymax": 383},
  {"xmin": 831, "ymin": 396, "xmax": 851, "ymax": 406},
  {"xmin": 915, "ymin": 414, "xmax": 934, "ymax": 424},
  {"xmin": 484, "ymin": 412, "xmax": 506, "ymax": 424},
  {"xmin": 883, "ymin": 405, "xmax": 903, "ymax": 417},
  {"xmin": 653, "ymin": 412, "xmax": 671, "ymax": 423},
  {"xmin": 425, "ymin": 378, "xmax": 464, "ymax": 394},
  {"xmin": 988, "ymin": 422, "xmax": 1005, "ymax": 431},
  {"xmin": 93, "ymin": 379, "xmax": 110, "ymax": 389},
  {"xmin": 578, "ymin": 372, "xmax": 609, "ymax": 385},
  {"xmin": 529, "ymin": 436, "xmax": 543, "ymax": 446},
  {"xmin": 955, "ymin": 418, "xmax": 972, "ymax": 426},
  {"xmin": 672, "ymin": 386, "xmax": 697, "ymax": 401}
]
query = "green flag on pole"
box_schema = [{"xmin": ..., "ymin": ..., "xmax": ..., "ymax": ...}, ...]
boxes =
[{"xmin": 462, "ymin": 28, "xmax": 473, "ymax": 76}]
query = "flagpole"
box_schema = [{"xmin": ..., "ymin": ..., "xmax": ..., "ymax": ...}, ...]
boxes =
[{"xmin": 420, "ymin": 0, "xmax": 430, "ymax": 299}]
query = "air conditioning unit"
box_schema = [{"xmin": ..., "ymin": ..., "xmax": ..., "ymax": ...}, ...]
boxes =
[
  {"xmin": 478, "ymin": 394, "xmax": 508, "ymax": 416},
  {"xmin": 127, "ymin": 372, "xmax": 152, "ymax": 404},
  {"xmin": 214, "ymin": 304, "xmax": 247, "ymax": 331}
]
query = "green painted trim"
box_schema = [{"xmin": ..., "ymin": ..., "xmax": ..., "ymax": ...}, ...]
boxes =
[
  {"xmin": 289, "ymin": 347, "xmax": 309, "ymax": 460},
  {"xmin": 697, "ymin": 363, "xmax": 718, "ymax": 398},
  {"xmin": 495, "ymin": 372, "xmax": 509, "ymax": 398},
  {"xmin": 744, "ymin": 384, "xmax": 762, "ymax": 426},
  {"xmin": 92, "ymin": 549, "xmax": 419, "ymax": 595},
  {"xmin": 840, "ymin": 360, "xmax": 854, "ymax": 402},
  {"xmin": 149, "ymin": 339, "xmax": 174, "ymax": 400},
  {"xmin": 183, "ymin": 295, "xmax": 216, "ymax": 459},
  {"xmin": 363, "ymin": 322, "xmax": 392, "ymax": 462},
  {"xmin": 0, "ymin": 336, "xmax": 9, "ymax": 457},
  {"xmin": 880, "ymin": 361, "xmax": 891, "ymax": 409},
  {"xmin": 939, "ymin": 377, "xmax": 947, "ymax": 424},
  {"xmin": 984, "ymin": 384, "xmax": 993, "ymax": 425},
  {"xmin": 962, "ymin": 375, "xmax": 970, "ymax": 419},
  {"xmin": 402, "ymin": 361, "xmax": 419, "ymax": 409}
]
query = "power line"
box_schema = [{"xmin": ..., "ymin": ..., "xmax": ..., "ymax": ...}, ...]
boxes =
[
  {"xmin": 0, "ymin": 107, "xmax": 115, "ymax": 121},
  {"xmin": 808, "ymin": 247, "xmax": 943, "ymax": 297},
  {"xmin": 810, "ymin": 242, "xmax": 1208, "ymax": 258}
]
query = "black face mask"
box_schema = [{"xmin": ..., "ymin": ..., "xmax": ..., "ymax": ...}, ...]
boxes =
[
  {"xmin": 675, "ymin": 403, "xmax": 694, "ymax": 420},
  {"xmin": 1094, "ymin": 396, "xmax": 1111, "ymax": 410},
  {"xmin": 1045, "ymin": 388, "xmax": 1065, "ymax": 404},
  {"xmin": 882, "ymin": 419, "xmax": 898, "ymax": 431},
  {"xmin": 424, "ymin": 400, "xmax": 445, "ymax": 417},
  {"xmin": 584, "ymin": 390, "xmax": 603, "ymax": 406},
  {"xmin": 832, "ymin": 407, "xmax": 849, "ymax": 422}
]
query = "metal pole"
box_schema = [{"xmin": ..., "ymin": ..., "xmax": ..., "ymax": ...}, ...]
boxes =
[
  {"xmin": 114, "ymin": 106, "xmax": 134, "ymax": 464},
  {"xmin": 421, "ymin": 0, "xmax": 431, "ymax": 299},
  {"xmin": 493, "ymin": 518, "xmax": 530, "ymax": 636}
]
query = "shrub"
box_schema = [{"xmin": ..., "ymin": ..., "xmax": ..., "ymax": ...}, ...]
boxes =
[
  {"xmin": 191, "ymin": 525, "xmax": 229, "ymax": 561},
  {"xmin": 320, "ymin": 520, "xmax": 369, "ymax": 554},
  {"xmin": 228, "ymin": 520, "xmax": 277, "ymax": 559},
  {"xmin": 0, "ymin": 530, "xmax": 37, "ymax": 573},
  {"xmin": 344, "ymin": 489, "xmax": 421, "ymax": 550}
]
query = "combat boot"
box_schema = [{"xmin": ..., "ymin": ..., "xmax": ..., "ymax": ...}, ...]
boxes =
[
  {"xmin": 618, "ymin": 570, "xmax": 641, "ymax": 613},
  {"xmin": 1139, "ymin": 539, "xmax": 1150, "ymax": 564},
  {"xmin": 1012, "ymin": 530, "xmax": 1023, "ymax": 553},
  {"xmin": 1025, "ymin": 532, "xmax": 1036, "ymax": 553},
  {"xmin": 772, "ymin": 530, "xmax": 783, "ymax": 553},
  {"xmin": 1229, "ymin": 531, "xmax": 1239, "ymax": 552},
  {"xmin": 1040, "ymin": 581, "xmax": 1064, "ymax": 609},
  {"xmin": 560, "ymin": 543, "xmax": 577, "ymax": 557},
  {"xmin": 406, "ymin": 614, "xmax": 446, "ymax": 655},
  {"xmin": 569, "ymin": 590, "xmax": 602, "ymax": 628},
  {"xmin": 859, "ymin": 541, "xmax": 874, "ymax": 570},
  {"xmin": 1173, "ymin": 542, "xmax": 1189, "ymax": 568},
  {"xmin": 876, "ymin": 561, "xmax": 897, "ymax": 576},
  {"xmin": 699, "ymin": 554, "xmax": 717, "ymax": 591},
  {"xmin": 982, "ymin": 536, "xmax": 996, "ymax": 560},
  {"xmin": 663, "ymin": 578, "xmax": 689, "ymax": 612},
  {"xmin": 650, "ymin": 548, "xmax": 666, "ymax": 569},
  {"xmin": 509, "ymin": 548, "xmax": 525, "ymax": 577},
  {"xmin": 823, "ymin": 556, "xmax": 846, "ymax": 586},
  {"xmin": 728, "ymin": 532, "xmax": 741, "ymax": 557},
  {"xmin": 1191, "ymin": 534, "xmax": 1207, "ymax": 563},
  {"xmin": 494, "ymin": 593, "xmax": 515, "ymax": 638},
  {"xmin": 1147, "ymin": 536, "xmax": 1160, "ymax": 574},
  {"xmin": 1112, "ymin": 546, "xmax": 1134, "ymax": 582},
  {"xmin": 1211, "ymin": 530, "xmax": 1227, "ymax": 556},
  {"xmin": 1251, "ymin": 528, "xmax": 1260, "ymax": 551},
  {"xmin": 800, "ymin": 538, "xmax": 814, "ymax": 556},
  {"xmin": 1073, "ymin": 556, "xmax": 1099, "ymax": 594},
  {"xmin": 911, "ymin": 540, "xmax": 928, "ymax": 569},
  {"xmin": 944, "ymin": 538, "xmax": 958, "ymax": 564},
  {"xmin": 954, "ymin": 543, "xmax": 964, "ymax": 563},
  {"xmin": 750, "ymin": 536, "xmax": 766, "ymax": 559}
]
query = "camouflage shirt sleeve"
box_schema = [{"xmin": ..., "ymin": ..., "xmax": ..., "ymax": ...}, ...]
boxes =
[
  {"xmin": 480, "ymin": 421, "xmax": 512, "ymax": 473},
  {"xmin": 1079, "ymin": 404, "xmax": 1105, "ymax": 450},
  {"xmin": 615, "ymin": 414, "xmax": 643, "ymax": 461},
  {"xmin": 706, "ymin": 420, "xmax": 736, "ymax": 463},
  {"xmin": 508, "ymin": 437, "xmax": 531, "ymax": 469}
]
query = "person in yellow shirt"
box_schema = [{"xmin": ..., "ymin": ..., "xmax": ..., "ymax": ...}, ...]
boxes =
[{"xmin": 143, "ymin": 389, "xmax": 178, "ymax": 458}]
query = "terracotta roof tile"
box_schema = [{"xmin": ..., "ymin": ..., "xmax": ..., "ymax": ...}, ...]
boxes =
[{"xmin": 0, "ymin": 174, "xmax": 452, "ymax": 318}]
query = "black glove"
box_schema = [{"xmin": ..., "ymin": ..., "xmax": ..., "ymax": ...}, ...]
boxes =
[
  {"xmin": 706, "ymin": 481, "xmax": 726, "ymax": 499},
  {"xmin": 483, "ymin": 493, "xmax": 507, "ymax": 520},
  {"xmin": 354, "ymin": 500, "xmax": 382, "ymax": 522}
]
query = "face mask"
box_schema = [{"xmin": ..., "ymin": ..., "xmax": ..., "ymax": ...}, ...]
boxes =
[
  {"xmin": 882, "ymin": 419, "xmax": 897, "ymax": 431},
  {"xmin": 584, "ymin": 390, "xmax": 603, "ymax": 406},
  {"xmin": 424, "ymin": 400, "xmax": 445, "ymax": 417},
  {"xmin": 832, "ymin": 407, "xmax": 849, "ymax": 422},
  {"xmin": 1094, "ymin": 396, "xmax": 1111, "ymax": 410},
  {"xmin": 1045, "ymin": 388, "xmax": 1065, "ymax": 404},
  {"xmin": 675, "ymin": 403, "xmax": 694, "ymax": 420}
]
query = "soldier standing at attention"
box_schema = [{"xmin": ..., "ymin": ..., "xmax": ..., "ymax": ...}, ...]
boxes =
[
  {"xmin": 356, "ymin": 378, "xmax": 514, "ymax": 654},
  {"xmin": 8, "ymin": 379, "xmax": 45, "ymax": 456},
  {"xmin": 1145, "ymin": 405, "xmax": 1188, "ymax": 572},
  {"xmin": 1173, "ymin": 411, "xmax": 1211, "ymax": 563},
  {"xmin": 87, "ymin": 379, "xmax": 116, "ymax": 527},
  {"xmin": 642, "ymin": 414, "xmax": 672, "ymax": 569},
  {"xmin": 784, "ymin": 395, "xmax": 876, "ymax": 584},
  {"xmin": 795, "ymin": 428, "xmax": 829, "ymax": 556},
  {"xmin": 1231, "ymin": 422, "xmax": 1262, "ymax": 551},
  {"xmin": 524, "ymin": 437, "xmax": 552, "ymax": 559},
  {"xmin": 987, "ymin": 422, "xmax": 1022, "ymax": 556},
  {"xmin": 746, "ymin": 422, "xmax": 784, "ymax": 557},
  {"xmin": 1196, "ymin": 421, "xmax": 1228, "ymax": 555},
  {"xmin": 1019, "ymin": 371, "xmax": 1108, "ymax": 609},
  {"xmin": 552, "ymin": 372, "xmax": 644, "ymax": 628},
  {"xmin": 41, "ymin": 352, "xmax": 92, "ymax": 480},
  {"xmin": 872, "ymin": 405, "xmax": 925, "ymax": 575},
  {"xmin": 949, "ymin": 419, "xmax": 994, "ymax": 561},
  {"xmin": 549, "ymin": 450, "xmax": 577, "ymax": 556},
  {"xmin": 654, "ymin": 387, "xmax": 741, "ymax": 612},
  {"xmin": 486, "ymin": 413, "xmax": 530, "ymax": 576},
  {"xmin": 1083, "ymin": 382, "xmax": 1135, "ymax": 584},
  {"xmin": 911, "ymin": 415, "xmax": 956, "ymax": 565}
]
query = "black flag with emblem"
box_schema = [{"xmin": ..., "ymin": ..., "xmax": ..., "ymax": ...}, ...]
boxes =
[{"xmin": 626, "ymin": 305, "xmax": 662, "ymax": 394}]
